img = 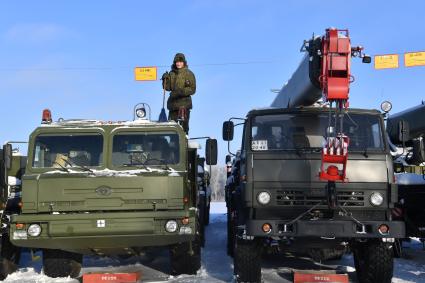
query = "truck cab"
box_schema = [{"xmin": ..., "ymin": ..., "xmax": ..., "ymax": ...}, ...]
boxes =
[
  {"xmin": 224, "ymin": 106, "xmax": 404, "ymax": 283},
  {"xmin": 0, "ymin": 107, "xmax": 217, "ymax": 279}
]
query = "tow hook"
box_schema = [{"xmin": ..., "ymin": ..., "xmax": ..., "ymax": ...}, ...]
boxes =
[
  {"xmin": 326, "ymin": 181, "xmax": 337, "ymax": 209},
  {"xmin": 356, "ymin": 224, "xmax": 367, "ymax": 234},
  {"xmin": 281, "ymin": 224, "xmax": 293, "ymax": 233}
]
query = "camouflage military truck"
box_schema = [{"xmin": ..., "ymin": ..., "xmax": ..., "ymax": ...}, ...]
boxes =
[
  {"xmin": 0, "ymin": 105, "xmax": 217, "ymax": 279},
  {"xmin": 223, "ymin": 106, "xmax": 405, "ymax": 283}
]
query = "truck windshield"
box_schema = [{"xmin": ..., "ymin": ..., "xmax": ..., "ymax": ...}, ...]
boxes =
[
  {"xmin": 32, "ymin": 134, "xmax": 104, "ymax": 168},
  {"xmin": 251, "ymin": 113, "xmax": 384, "ymax": 151},
  {"xmin": 112, "ymin": 132, "xmax": 180, "ymax": 166}
]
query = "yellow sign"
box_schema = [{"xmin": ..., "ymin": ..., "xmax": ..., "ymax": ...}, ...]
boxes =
[
  {"xmin": 134, "ymin": 66, "xmax": 157, "ymax": 81},
  {"xmin": 374, "ymin": 54, "xmax": 399, "ymax": 69},
  {"xmin": 405, "ymin": 51, "xmax": 425, "ymax": 67}
]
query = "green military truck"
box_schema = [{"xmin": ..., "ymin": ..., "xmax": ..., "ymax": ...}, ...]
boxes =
[{"xmin": 0, "ymin": 105, "xmax": 217, "ymax": 279}]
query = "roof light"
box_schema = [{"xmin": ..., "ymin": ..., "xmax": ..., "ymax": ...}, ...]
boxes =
[
  {"xmin": 135, "ymin": 107, "xmax": 146, "ymax": 119},
  {"xmin": 42, "ymin": 109, "xmax": 52, "ymax": 124},
  {"xmin": 381, "ymin": 101, "xmax": 392, "ymax": 113},
  {"xmin": 133, "ymin": 103, "xmax": 151, "ymax": 121}
]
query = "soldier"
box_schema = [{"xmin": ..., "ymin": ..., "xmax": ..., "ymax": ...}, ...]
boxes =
[{"xmin": 162, "ymin": 53, "xmax": 196, "ymax": 134}]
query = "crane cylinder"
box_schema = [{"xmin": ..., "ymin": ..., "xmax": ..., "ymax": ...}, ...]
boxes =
[{"xmin": 271, "ymin": 37, "xmax": 322, "ymax": 108}]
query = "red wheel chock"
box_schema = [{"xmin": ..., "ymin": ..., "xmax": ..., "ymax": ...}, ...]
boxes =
[
  {"xmin": 294, "ymin": 271, "xmax": 348, "ymax": 283},
  {"xmin": 83, "ymin": 272, "xmax": 141, "ymax": 283}
]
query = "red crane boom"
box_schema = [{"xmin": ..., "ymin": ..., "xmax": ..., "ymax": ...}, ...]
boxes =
[{"xmin": 271, "ymin": 28, "xmax": 369, "ymax": 182}]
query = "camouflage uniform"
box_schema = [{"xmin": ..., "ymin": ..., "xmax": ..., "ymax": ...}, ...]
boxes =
[{"xmin": 162, "ymin": 53, "xmax": 196, "ymax": 133}]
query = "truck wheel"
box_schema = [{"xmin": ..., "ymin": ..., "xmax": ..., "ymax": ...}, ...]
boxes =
[
  {"xmin": 226, "ymin": 208, "xmax": 235, "ymax": 257},
  {"xmin": 393, "ymin": 239, "xmax": 403, "ymax": 258},
  {"xmin": 204, "ymin": 199, "xmax": 210, "ymax": 226},
  {"xmin": 200, "ymin": 220, "xmax": 206, "ymax": 248},
  {"xmin": 198, "ymin": 197, "xmax": 206, "ymax": 247},
  {"xmin": 234, "ymin": 238, "xmax": 262, "ymax": 283},
  {"xmin": 170, "ymin": 235, "xmax": 201, "ymax": 275},
  {"xmin": 352, "ymin": 240, "xmax": 393, "ymax": 283},
  {"xmin": 0, "ymin": 233, "xmax": 21, "ymax": 280},
  {"xmin": 42, "ymin": 249, "xmax": 82, "ymax": 278}
]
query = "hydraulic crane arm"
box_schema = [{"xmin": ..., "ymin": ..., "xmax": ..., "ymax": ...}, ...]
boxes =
[{"xmin": 272, "ymin": 28, "xmax": 370, "ymax": 182}]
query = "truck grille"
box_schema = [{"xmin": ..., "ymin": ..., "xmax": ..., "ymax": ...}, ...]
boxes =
[{"xmin": 276, "ymin": 190, "xmax": 365, "ymax": 207}]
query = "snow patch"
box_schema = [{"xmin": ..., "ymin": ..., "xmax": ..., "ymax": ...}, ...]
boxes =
[
  {"xmin": 7, "ymin": 176, "xmax": 21, "ymax": 186},
  {"xmin": 43, "ymin": 168, "xmax": 184, "ymax": 177},
  {"xmin": 396, "ymin": 173, "xmax": 425, "ymax": 185}
]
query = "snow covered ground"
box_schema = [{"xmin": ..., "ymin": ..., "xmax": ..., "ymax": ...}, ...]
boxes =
[{"xmin": 2, "ymin": 202, "xmax": 425, "ymax": 282}]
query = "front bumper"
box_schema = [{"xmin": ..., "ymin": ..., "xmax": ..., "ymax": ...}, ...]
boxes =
[
  {"xmin": 246, "ymin": 219, "xmax": 405, "ymax": 238},
  {"xmin": 10, "ymin": 210, "xmax": 195, "ymax": 251}
]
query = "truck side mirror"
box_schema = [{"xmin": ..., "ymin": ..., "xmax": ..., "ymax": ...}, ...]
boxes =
[
  {"xmin": 222, "ymin": 121, "xmax": 234, "ymax": 141},
  {"xmin": 225, "ymin": 155, "xmax": 231, "ymax": 163},
  {"xmin": 412, "ymin": 138, "xmax": 425, "ymax": 164},
  {"xmin": 362, "ymin": 55, "xmax": 372, "ymax": 64},
  {"xmin": 398, "ymin": 120, "xmax": 410, "ymax": 143},
  {"xmin": 205, "ymin": 138, "xmax": 218, "ymax": 165},
  {"xmin": 3, "ymin": 144, "xmax": 12, "ymax": 170}
]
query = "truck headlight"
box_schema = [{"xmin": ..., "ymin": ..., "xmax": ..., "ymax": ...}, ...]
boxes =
[
  {"xmin": 370, "ymin": 192, "xmax": 384, "ymax": 206},
  {"xmin": 257, "ymin": 191, "xmax": 271, "ymax": 205},
  {"xmin": 27, "ymin": 224, "xmax": 42, "ymax": 237},
  {"xmin": 165, "ymin": 220, "xmax": 178, "ymax": 233}
]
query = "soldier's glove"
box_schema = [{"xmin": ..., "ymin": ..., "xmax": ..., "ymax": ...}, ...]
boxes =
[
  {"xmin": 161, "ymin": 72, "xmax": 170, "ymax": 90},
  {"xmin": 161, "ymin": 71, "xmax": 169, "ymax": 80}
]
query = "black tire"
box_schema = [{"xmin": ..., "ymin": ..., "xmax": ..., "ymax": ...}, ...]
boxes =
[
  {"xmin": 234, "ymin": 238, "xmax": 262, "ymax": 283},
  {"xmin": 0, "ymin": 233, "xmax": 21, "ymax": 280},
  {"xmin": 352, "ymin": 240, "xmax": 393, "ymax": 283},
  {"xmin": 198, "ymin": 196, "xmax": 206, "ymax": 247},
  {"xmin": 204, "ymin": 198, "xmax": 210, "ymax": 226},
  {"xmin": 199, "ymin": 213, "xmax": 206, "ymax": 248},
  {"xmin": 43, "ymin": 249, "xmax": 82, "ymax": 278},
  {"xmin": 226, "ymin": 208, "xmax": 235, "ymax": 257},
  {"xmin": 170, "ymin": 235, "xmax": 201, "ymax": 275},
  {"xmin": 393, "ymin": 239, "xmax": 403, "ymax": 258}
]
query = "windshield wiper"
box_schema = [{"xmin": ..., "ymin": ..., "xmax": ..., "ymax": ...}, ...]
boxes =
[
  {"xmin": 60, "ymin": 157, "xmax": 94, "ymax": 173},
  {"xmin": 293, "ymin": 147, "xmax": 322, "ymax": 154},
  {"xmin": 51, "ymin": 161, "xmax": 69, "ymax": 173},
  {"xmin": 122, "ymin": 159, "xmax": 171, "ymax": 171},
  {"xmin": 142, "ymin": 158, "xmax": 171, "ymax": 171},
  {"xmin": 122, "ymin": 163, "xmax": 149, "ymax": 170}
]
